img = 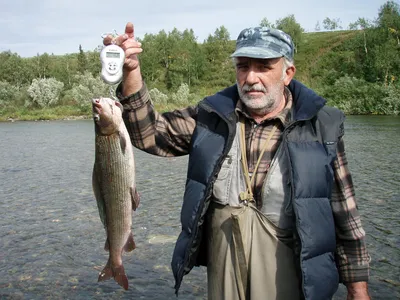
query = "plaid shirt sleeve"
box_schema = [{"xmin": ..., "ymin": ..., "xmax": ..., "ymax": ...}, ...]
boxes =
[
  {"xmin": 332, "ymin": 137, "xmax": 371, "ymax": 283},
  {"xmin": 117, "ymin": 82, "xmax": 197, "ymax": 157}
]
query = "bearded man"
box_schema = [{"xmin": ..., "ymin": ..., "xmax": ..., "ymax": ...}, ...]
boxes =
[{"xmin": 105, "ymin": 22, "xmax": 371, "ymax": 300}]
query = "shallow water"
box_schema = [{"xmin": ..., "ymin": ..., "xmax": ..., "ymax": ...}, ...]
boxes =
[{"xmin": 0, "ymin": 116, "xmax": 399, "ymax": 299}]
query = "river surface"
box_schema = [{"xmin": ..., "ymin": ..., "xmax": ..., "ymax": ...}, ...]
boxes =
[{"xmin": 0, "ymin": 116, "xmax": 399, "ymax": 299}]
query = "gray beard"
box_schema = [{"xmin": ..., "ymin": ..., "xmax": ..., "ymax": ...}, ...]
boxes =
[{"xmin": 237, "ymin": 82, "xmax": 284, "ymax": 116}]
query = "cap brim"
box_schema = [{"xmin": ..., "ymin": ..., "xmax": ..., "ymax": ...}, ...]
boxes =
[{"xmin": 230, "ymin": 46, "xmax": 283, "ymax": 59}]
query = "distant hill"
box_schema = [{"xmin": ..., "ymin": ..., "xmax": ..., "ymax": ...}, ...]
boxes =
[{"xmin": 293, "ymin": 30, "xmax": 358, "ymax": 84}]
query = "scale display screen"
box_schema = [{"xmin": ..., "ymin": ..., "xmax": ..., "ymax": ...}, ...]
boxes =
[{"xmin": 106, "ymin": 52, "xmax": 120, "ymax": 58}]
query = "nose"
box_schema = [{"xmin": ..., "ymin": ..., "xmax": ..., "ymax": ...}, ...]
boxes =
[{"xmin": 245, "ymin": 69, "xmax": 260, "ymax": 85}]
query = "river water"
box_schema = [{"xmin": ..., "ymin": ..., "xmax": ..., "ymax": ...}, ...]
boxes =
[{"xmin": 0, "ymin": 116, "xmax": 399, "ymax": 299}]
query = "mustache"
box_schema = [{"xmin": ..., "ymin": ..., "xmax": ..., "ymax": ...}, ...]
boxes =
[{"xmin": 241, "ymin": 84, "xmax": 267, "ymax": 93}]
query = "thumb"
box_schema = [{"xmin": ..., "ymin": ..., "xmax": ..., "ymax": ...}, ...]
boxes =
[{"xmin": 125, "ymin": 22, "xmax": 134, "ymax": 39}]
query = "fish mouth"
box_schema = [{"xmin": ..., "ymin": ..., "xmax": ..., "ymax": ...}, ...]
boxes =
[
  {"xmin": 92, "ymin": 98, "xmax": 102, "ymax": 107},
  {"xmin": 92, "ymin": 99, "xmax": 102, "ymax": 121}
]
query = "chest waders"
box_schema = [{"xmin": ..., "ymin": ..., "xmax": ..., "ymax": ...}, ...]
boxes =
[{"xmin": 207, "ymin": 119, "xmax": 300, "ymax": 300}]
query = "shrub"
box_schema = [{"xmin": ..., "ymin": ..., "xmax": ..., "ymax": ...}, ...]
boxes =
[
  {"xmin": 171, "ymin": 83, "xmax": 190, "ymax": 106},
  {"xmin": 321, "ymin": 75, "xmax": 390, "ymax": 114},
  {"xmin": 0, "ymin": 81, "xmax": 20, "ymax": 107},
  {"xmin": 26, "ymin": 78, "xmax": 64, "ymax": 108},
  {"xmin": 379, "ymin": 84, "xmax": 400, "ymax": 115},
  {"xmin": 64, "ymin": 72, "xmax": 110, "ymax": 112},
  {"xmin": 149, "ymin": 88, "xmax": 168, "ymax": 105}
]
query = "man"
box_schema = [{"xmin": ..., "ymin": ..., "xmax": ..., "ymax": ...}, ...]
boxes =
[{"xmin": 104, "ymin": 22, "xmax": 370, "ymax": 300}]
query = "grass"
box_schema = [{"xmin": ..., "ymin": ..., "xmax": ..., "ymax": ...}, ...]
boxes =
[
  {"xmin": 294, "ymin": 30, "xmax": 358, "ymax": 83},
  {"xmin": 0, "ymin": 105, "xmax": 91, "ymax": 122}
]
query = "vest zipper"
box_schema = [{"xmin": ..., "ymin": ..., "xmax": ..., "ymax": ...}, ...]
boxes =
[{"xmin": 176, "ymin": 101, "xmax": 237, "ymax": 293}]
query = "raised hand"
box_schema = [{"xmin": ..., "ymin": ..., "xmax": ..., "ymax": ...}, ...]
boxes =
[{"xmin": 103, "ymin": 22, "xmax": 143, "ymax": 95}]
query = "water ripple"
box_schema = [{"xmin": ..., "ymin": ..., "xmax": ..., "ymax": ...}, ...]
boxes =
[{"xmin": 0, "ymin": 117, "xmax": 399, "ymax": 299}]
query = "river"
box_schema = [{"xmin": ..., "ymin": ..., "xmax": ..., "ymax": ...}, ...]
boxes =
[{"xmin": 0, "ymin": 116, "xmax": 399, "ymax": 299}]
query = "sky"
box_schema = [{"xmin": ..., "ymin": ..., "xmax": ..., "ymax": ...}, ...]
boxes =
[{"xmin": 1, "ymin": 0, "xmax": 392, "ymax": 58}]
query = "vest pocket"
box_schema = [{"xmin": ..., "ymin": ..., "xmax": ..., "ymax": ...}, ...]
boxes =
[
  {"xmin": 261, "ymin": 146, "xmax": 294, "ymax": 231},
  {"xmin": 216, "ymin": 155, "xmax": 233, "ymax": 180},
  {"xmin": 212, "ymin": 154, "xmax": 234, "ymax": 204},
  {"xmin": 212, "ymin": 131, "xmax": 241, "ymax": 205}
]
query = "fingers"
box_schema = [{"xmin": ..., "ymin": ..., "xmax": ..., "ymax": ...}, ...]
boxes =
[
  {"xmin": 101, "ymin": 21, "xmax": 143, "ymax": 72},
  {"xmin": 102, "ymin": 33, "xmax": 127, "ymax": 46},
  {"xmin": 116, "ymin": 22, "xmax": 135, "ymax": 45},
  {"xmin": 125, "ymin": 22, "xmax": 134, "ymax": 38},
  {"xmin": 103, "ymin": 35, "xmax": 114, "ymax": 46},
  {"xmin": 120, "ymin": 39, "xmax": 142, "ymax": 52},
  {"xmin": 125, "ymin": 46, "xmax": 143, "ymax": 58},
  {"xmin": 102, "ymin": 22, "xmax": 135, "ymax": 46}
]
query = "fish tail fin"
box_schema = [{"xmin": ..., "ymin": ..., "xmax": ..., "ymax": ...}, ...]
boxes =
[
  {"xmin": 124, "ymin": 232, "xmax": 136, "ymax": 252},
  {"xmin": 98, "ymin": 259, "xmax": 113, "ymax": 282},
  {"xmin": 114, "ymin": 265, "xmax": 129, "ymax": 290},
  {"xmin": 98, "ymin": 259, "xmax": 129, "ymax": 290}
]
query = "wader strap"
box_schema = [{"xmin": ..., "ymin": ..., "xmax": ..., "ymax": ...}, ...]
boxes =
[
  {"xmin": 239, "ymin": 117, "xmax": 278, "ymax": 203},
  {"xmin": 232, "ymin": 214, "xmax": 248, "ymax": 300}
]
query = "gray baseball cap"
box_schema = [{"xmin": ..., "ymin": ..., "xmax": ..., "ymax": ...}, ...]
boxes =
[{"xmin": 231, "ymin": 27, "xmax": 294, "ymax": 60}]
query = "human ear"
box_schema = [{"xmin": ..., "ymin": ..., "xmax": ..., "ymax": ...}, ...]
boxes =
[{"xmin": 284, "ymin": 65, "xmax": 296, "ymax": 85}]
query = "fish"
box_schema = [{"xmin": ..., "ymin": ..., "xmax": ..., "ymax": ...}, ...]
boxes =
[{"xmin": 91, "ymin": 97, "xmax": 140, "ymax": 290}]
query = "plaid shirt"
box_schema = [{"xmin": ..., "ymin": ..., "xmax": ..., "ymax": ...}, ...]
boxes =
[{"xmin": 118, "ymin": 83, "xmax": 370, "ymax": 283}]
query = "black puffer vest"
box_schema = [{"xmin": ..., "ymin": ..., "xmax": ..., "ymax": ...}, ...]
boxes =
[{"xmin": 172, "ymin": 80, "xmax": 344, "ymax": 300}]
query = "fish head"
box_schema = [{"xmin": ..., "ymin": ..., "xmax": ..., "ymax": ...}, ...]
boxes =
[{"xmin": 92, "ymin": 98, "xmax": 124, "ymax": 135}]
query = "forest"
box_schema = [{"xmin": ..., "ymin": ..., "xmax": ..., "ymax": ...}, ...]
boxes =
[{"xmin": 0, "ymin": 1, "xmax": 399, "ymax": 121}]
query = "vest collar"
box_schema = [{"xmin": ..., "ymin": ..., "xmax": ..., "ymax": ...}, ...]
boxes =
[
  {"xmin": 288, "ymin": 79, "xmax": 326, "ymax": 121},
  {"xmin": 201, "ymin": 85, "xmax": 239, "ymax": 121}
]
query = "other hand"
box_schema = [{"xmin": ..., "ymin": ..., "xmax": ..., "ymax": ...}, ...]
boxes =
[{"xmin": 346, "ymin": 282, "xmax": 370, "ymax": 300}]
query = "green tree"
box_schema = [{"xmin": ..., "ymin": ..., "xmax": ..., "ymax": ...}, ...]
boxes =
[
  {"xmin": 203, "ymin": 26, "xmax": 235, "ymax": 88},
  {"xmin": 0, "ymin": 51, "xmax": 31, "ymax": 87},
  {"xmin": 78, "ymin": 45, "xmax": 88, "ymax": 74},
  {"xmin": 377, "ymin": 1, "xmax": 400, "ymax": 46},
  {"xmin": 377, "ymin": 1, "xmax": 400, "ymax": 30},
  {"xmin": 179, "ymin": 29, "xmax": 205, "ymax": 87},
  {"xmin": 87, "ymin": 50, "xmax": 102, "ymax": 77},
  {"xmin": 275, "ymin": 14, "xmax": 304, "ymax": 53},
  {"xmin": 349, "ymin": 18, "xmax": 373, "ymax": 54},
  {"xmin": 140, "ymin": 33, "xmax": 163, "ymax": 83},
  {"xmin": 165, "ymin": 28, "xmax": 188, "ymax": 89},
  {"xmin": 259, "ymin": 18, "xmax": 275, "ymax": 28},
  {"xmin": 322, "ymin": 17, "xmax": 342, "ymax": 30},
  {"xmin": 32, "ymin": 53, "xmax": 52, "ymax": 79},
  {"xmin": 375, "ymin": 38, "xmax": 400, "ymax": 85},
  {"xmin": 375, "ymin": 1, "xmax": 400, "ymax": 84},
  {"xmin": 153, "ymin": 30, "xmax": 175, "ymax": 89}
]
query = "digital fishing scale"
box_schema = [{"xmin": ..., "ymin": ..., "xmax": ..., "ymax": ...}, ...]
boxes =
[{"xmin": 100, "ymin": 44, "xmax": 125, "ymax": 85}]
